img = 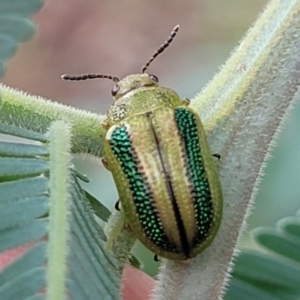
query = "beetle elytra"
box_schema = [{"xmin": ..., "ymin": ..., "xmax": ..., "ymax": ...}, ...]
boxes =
[{"xmin": 62, "ymin": 25, "xmax": 222, "ymax": 260}]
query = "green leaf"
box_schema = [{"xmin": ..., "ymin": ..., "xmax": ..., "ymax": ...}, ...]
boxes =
[
  {"xmin": 0, "ymin": 243, "xmax": 47, "ymax": 286},
  {"xmin": 225, "ymin": 213, "xmax": 300, "ymax": 299},
  {"xmin": 226, "ymin": 277, "xmax": 281, "ymax": 300},
  {"xmin": 253, "ymin": 213, "xmax": 300, "ymax": 263},
  {"xmin": 278, "ymin": 217, "xmax": 300, "ymax": 239},
  {"xmin": 253, "ymin": 228, "xmax": 300, "ymax": 263},
  {"xmin": 0, "ymin": 142, "xmax": 49, "ymax": 157},
  {"xmin": 0, "ymin": 0, "xmax": 44, "ymax": 77},
  {"xmin": 0, "ymin": 267, "xmax": 46, "ymax": 300},
  {"xmin": 0, "ymin": 196, "xmax": 48, "ymax": 230},
  {"xmin": 0, "ymin": 0, "xmax": 44, "ymax": 17},
  {"xmin": 226, "ymin": 250, "xmax": 300, "ymax": 299},
  {"xmin": 0, "ymin": 122, "xmax": 48, "ymax": 142},
  {"xmin": 0, "ymin": 121, "xmax": 120, "ymax": 300},
  {"xmin": 0, "ymin": 176, "xmax": 49, "ymax": 204},
  {"xmin": 0, "ymin": 17, "xmax": 36, "ymax": 41},
  {"xmin": 0, "ymin": 157, "xmax": 49, "ymax": 180},
  {"xmin": 0, "ymin": 220, "xmax": 48, "ymax": 252},
  {"xmin": 85, "ymin": 190, "xmax": 111, "ymax": 222}
]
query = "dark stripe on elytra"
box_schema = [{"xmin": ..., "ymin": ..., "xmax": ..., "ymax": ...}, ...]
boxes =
[
  {"xmin": 146, "ymin": 112, "xmax": 190, "ymax": 257},
  {"xmin": 109, "ymin": 125, "xmax": 178, "ymax": 253},
  {"xmin": 174, "ymin": 108, "xmax": 214, "ymax": 248}
]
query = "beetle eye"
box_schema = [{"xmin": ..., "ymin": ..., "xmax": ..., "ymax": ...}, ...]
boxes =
[
  {"xmin": 111, "ymin": 84, "xmax": 120, "ymax": 96},
  {"xmin": 149, "ymin": 74, "xmax": 159, "ymax": 83}
]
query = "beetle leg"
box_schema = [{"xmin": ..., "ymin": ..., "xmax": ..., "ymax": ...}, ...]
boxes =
[
  {"xmin": 115, "ymin": 200, "xmax": 120, "ymax": 211},
  {"xmin": 124, "ymin": 223, "xmax": 132, "ymax": 232},
  {"xmin": 212, "ymin": 153, "xmax": 221, "ymax": 160},
  {"xmin": 104, "ymin": 209, "xmax": 126, "ymax": 252},
  {"xmin": 102, "ymin": 118, "xmax": 110, "ymax": 130},
  {"xmin": 153, "ymin": 254, "xmax": 160, "ymax": 262},
  {"xmin": 182, "ymin": 98, "xmax": 190, "ymax": 106},
  {"xmin": 102, "ymin": 158, "xmax": 111, "ymax": 170}
]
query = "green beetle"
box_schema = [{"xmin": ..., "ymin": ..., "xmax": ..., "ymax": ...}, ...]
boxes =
[{"xmin": 62, "ymin": 25, "xmax": 222, "ymax": 260}]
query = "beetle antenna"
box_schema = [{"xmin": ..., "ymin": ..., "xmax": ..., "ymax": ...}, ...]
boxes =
[
  {"xmin": 142, "ymin": 25, "xmax": 180, "ymax": 73},
  {"xmin": 61, "ymin": 73, "xmax": 119, "ymax": 82}
]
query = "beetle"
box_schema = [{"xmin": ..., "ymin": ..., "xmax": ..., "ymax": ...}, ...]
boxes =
[{"xmin": 62, "ymin": 25, "xmax": 222, "ymax": 260}]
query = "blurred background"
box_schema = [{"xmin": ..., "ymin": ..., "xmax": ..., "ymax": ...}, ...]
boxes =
[{"xmin": 2, "ymin": 0, "xmax": 300, "ymax": 275}]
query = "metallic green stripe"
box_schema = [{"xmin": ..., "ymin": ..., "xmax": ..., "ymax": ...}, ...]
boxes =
[
  {"xmin": 109, "ymin": 125, "xmax": 177, "ymax": 252},
  {"xmin": 174, "ymin": 108, "xmax": 213, "ymax": 247}
]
